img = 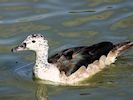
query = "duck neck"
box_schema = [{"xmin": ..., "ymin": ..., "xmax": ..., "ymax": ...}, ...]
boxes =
[{"xmin": 35, "ymin": 47, "xmax": 50, "ymax": 67}]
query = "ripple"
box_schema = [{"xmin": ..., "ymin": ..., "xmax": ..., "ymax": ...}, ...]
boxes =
[
  {"xmin": 88, "ymin": 0, "xmax": 124, "ymax": 7},
  {"xmin": 0, "ymin": 2, "xmax": 28, "ymax": 7},
  {"xmin": 58, "ymin": 31, "xmax": 97, "ymax": 38},
  {"xmin": 0, "ymin": 37, "xmax": 22, "ymax": 45},
  {"xmin": 14, "ymin": 62, "xmax": 34, "ymax": 79},
  {"xmin": 0, "ymin": 11, "xmax": 68, "ymax": 24},
  {"xmin": 63, "ymin": 11, "xmax": 113, "ymax": 27},
  {"xmin": 111, "ymin": 15, "xmax": 133, "ymax": 30},
  {"xmin": 0, "ymin": 0, "xmax": 133, "ymax": 99},
  {"xmin": 0, "ymin": 22, "xmax": 51, "ymax": 38}
]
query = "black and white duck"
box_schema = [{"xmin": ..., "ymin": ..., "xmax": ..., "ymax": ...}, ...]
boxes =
[{"xmin": 11, "ymin": 34, "xmax": 133, "ymax": 85}]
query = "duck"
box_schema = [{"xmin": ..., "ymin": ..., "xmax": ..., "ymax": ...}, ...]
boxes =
[{"xmin": 11, "ymin": 34, "xmax": 133, "ymax": 85}]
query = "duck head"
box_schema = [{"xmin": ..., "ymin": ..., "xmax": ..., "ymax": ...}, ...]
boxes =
[{"xmin": 11, "ymin": 34, "xmax": 48, "ymax": 52}]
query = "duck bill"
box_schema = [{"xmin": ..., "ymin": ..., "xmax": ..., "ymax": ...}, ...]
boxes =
[{"xmin": 11, "ymin": 43, "xmax": 27, "ymax": 52}]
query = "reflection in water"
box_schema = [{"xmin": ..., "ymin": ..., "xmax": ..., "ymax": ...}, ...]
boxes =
[{"xmin": 35, "ymin": 82, "xmax": 49, "ymax": 100}]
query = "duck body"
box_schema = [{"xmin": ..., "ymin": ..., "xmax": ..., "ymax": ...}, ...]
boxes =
[
  {"xmin": 48, "ymin": 42, "xmax": 114, "ymax": 76},
  {"xmin": 11, "ymin": 34, "xmax": 133, "ymax": 85}
]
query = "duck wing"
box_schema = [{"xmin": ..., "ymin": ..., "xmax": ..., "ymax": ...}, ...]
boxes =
[{"xmin": 48, "ymin": 42, "xmax": 114, "ymax": 76}]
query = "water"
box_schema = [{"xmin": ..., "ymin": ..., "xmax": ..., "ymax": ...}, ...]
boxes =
[{"xmin": 0, "ymin": 0, "xmax": 133, "ymax": 100}]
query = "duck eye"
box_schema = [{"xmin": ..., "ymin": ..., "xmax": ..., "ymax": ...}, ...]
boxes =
[{"xmin": 32, "ymin": 40, "xmax": 36, "ymax": 43}]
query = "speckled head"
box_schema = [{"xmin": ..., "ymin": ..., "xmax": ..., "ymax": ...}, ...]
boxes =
[{"xmin": 11, "ymin": 34, "xmax": 48, "ymax": 52}]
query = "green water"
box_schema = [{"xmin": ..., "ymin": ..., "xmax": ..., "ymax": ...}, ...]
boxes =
[{"xmin": 0, "ymin": 0, "xmax": 133, "ymax": 100}]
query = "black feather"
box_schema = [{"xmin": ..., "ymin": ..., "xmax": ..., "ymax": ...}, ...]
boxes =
[{"xmin": 48, "ymin": 41, "xmax": 114, "ymax": 76}]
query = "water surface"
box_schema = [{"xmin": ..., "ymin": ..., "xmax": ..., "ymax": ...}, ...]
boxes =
[{"xmin": 0, "ymin": 0, "xmax": 133, "ymax": 100}]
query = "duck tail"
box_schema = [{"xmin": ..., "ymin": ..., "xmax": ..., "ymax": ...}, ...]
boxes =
[{"xmin": 105, "ymin": 41, "xmax": 133, "ymax": 65}]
